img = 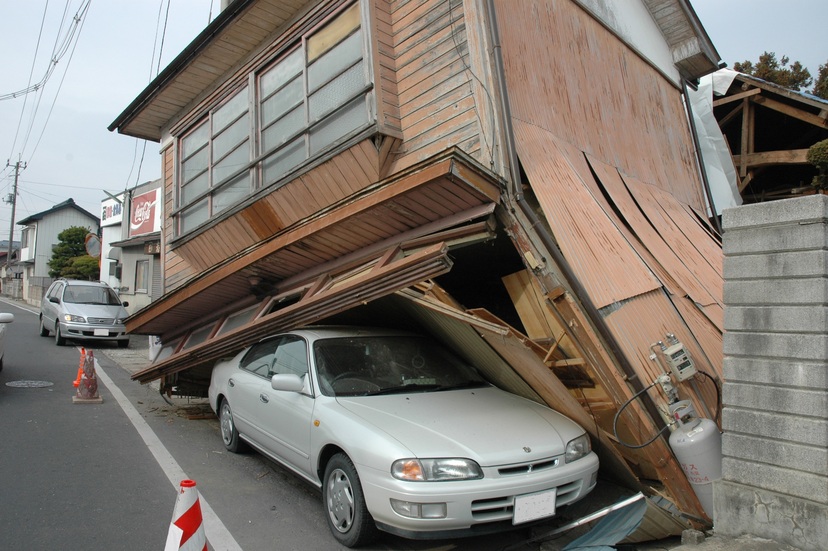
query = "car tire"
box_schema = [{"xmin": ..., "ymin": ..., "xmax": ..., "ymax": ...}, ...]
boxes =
[
  {"xmin": 323, "ymin": 453, "xmax": 378, "ymax": 548},
  {"xmin": 39, "ymin": 318, "xmax": 49, "ymax": 337},
  {"xmin": 54, "ymin": 323, "xmax": 66, "ymax": 346},
  {"xmin": 218, "ymin": 399, "xmax": 246, "ymax": 453}
]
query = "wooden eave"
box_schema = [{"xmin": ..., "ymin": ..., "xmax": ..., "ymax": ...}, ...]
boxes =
[
  {"xmin": 109, "ymin": 0, "xmax": 319, "ymax": 141},
  {"xmin": 126, "ymin": 150, "xmax": 502, "ymax": 338},
  {"xmin": 131, "ymin": 242, "xmax": 455, "ymax": 384},
  {"xmin": 640, "ymin": 0, "xmax": 720, "ymax": 80}
]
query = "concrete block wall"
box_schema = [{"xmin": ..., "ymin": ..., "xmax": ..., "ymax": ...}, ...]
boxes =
[{"xmin": 719, "ymin": 194, "xmax": 828, "ymax": 551}]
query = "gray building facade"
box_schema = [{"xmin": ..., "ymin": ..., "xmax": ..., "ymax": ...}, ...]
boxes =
[{"xmin": 720, "ymin": 194, "xmax": 828, "ymax": 551}]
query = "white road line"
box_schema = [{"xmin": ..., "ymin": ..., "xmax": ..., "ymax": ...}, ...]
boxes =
[{"xmin": 94, "ymin": 354, "xmax": 243, "ymax": 551}]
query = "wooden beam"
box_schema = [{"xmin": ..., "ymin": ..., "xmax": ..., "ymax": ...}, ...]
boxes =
[
  {"xmin": 718, "ymin": 102, "xmax": 743, "ymax": 128},
  {"xmin": 740, "ymin": 98, "xmax": 752, "ymax": 178},
  {"xmin": 738, "ymin": 171, "xmax": 755, "ymax": 193},
  {"xmin": 753, "ymin": 95, "xmax": 828, "ymax": 128},
  {"xmin": 732, "ymin": 149, "xmax": 809, "ymax": 169},
  {"xmin": 554, "ymin": 358, "xmax": 586, "ymax": 367},
  {"xmin": 712, "ymin": 87, "xmax": 760, "ymax": 107}
]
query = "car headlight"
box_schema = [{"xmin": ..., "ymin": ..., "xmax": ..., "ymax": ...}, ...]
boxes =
[
  {"xmin": 392, "ymin": 458, "xmax": 483, "ymax": 481},
  {"xmin": 565, "ymin": 434, "xmax": 591, "ymax": 463},
  {"xmin": 62, "ymin": 314, "xmax": 86, "ymax": 323}
]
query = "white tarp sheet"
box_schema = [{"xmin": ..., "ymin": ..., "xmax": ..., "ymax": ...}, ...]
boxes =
[{"xmin": 687, "ymin": 69, "xmax": 742, "ymax": 216}]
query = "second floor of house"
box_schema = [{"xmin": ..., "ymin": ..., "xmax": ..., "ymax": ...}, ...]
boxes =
[{"xmin": 111, "ymin": 0, "xmax": 720, "ymax": 342}]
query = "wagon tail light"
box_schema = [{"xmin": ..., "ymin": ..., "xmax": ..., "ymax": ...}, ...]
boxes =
[{"xmin": 391, "ymin": 458, "xmax": 482, "ymax": 481}]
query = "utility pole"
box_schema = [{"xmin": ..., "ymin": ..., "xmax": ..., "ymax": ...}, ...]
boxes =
[{"xmin": 5, "ymin": 158, "xmax": 25, "ymax": 270}]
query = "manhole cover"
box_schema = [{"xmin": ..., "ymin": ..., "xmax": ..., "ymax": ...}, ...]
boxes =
[{"xmin": 5, "ymin": 380, "xmax": 54, "ymax": 388}]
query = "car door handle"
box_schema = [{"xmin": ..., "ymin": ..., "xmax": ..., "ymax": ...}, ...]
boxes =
[
  {"xmin": 259, "ymin": 393, "xmax": 269, "ymax": 404},
  {"xmin": 228, "ymin": 378, "xmax": 235, "ymax": 387}
]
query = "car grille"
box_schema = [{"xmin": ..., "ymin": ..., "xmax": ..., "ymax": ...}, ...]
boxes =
[
  {"xmin": 87, "ymin": 317, "xmax": 115, "ymax": 325},
  {"xmin": 470, "ymin": 479, "xmax": 583, "ymax": 522},
  {"xmin": 497, "ymin": 458, "xmax": 558, "ymax": 476}
]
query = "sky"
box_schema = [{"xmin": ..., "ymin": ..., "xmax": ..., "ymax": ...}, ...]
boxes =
[{"xmin": 0, "ymin": 0, "xmax": 826, "ymax": 244}]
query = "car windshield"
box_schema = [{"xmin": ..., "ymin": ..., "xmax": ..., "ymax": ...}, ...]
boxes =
[
  {"xmin": 313, "ymin": 336, "xmax": 489, "ymax": 397},
  {"xmin": 64, "ymin": 285, "xmax": 121, "ymax": 306}
]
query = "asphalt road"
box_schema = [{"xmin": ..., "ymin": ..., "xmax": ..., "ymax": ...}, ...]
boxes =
[{"xmin": 0, "ymin": 299, "xmax": 558, "ymax": 551}]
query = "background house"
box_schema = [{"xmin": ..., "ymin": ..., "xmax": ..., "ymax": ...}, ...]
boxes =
[
  {"xmin": 100, "ymin": 179, "xmax": 163, "ymax": 314},
  {"xmin": 14, "ymin": 198, "xmax": 99, "ymax": 306},
  {"xmin": 111, "ymin": 0, "xmax": 731, "ymax": 535}
]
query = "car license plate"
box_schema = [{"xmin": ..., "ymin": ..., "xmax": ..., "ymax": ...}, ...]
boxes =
[
  {"xmin": 513, "ymin": 488, "xmax": 556, "ymax": 524},
  {"xmin": 94, "ymin": 329, "xmax": 109, "ymax": 336}
]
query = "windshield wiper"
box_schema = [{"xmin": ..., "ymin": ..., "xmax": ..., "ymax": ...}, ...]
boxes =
[
  {"xmin": 365, "ymin": 381, "xmax": 488, "ymax": 396},
  {"xmin": 365, "ymin": 384, "xmax": 443, "ymax": 396},
  {"xmin": 438, "ymin": 380, "xmax": 489, "ymax": 391}
]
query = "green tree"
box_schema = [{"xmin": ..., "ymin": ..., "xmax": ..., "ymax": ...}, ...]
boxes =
[
  {"xmin": 48, "ymin": 226, "xmax": 99, "ymax": 279},
  {"xmin": 813, "ymin": 62, "xmax": 828, "ymax": 99},
  {"xmin": 733, "ymin": 52, "xmax": 812, "ymax": 91}
]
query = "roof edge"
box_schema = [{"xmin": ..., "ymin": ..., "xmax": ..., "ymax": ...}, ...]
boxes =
[{"xmin": 107, "ymin": 0, "xmax": 255, "ymax": 139}]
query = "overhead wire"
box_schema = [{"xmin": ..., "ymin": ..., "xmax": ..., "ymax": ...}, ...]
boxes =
[
  {"xmin": 26, "ymin": 2, "xmax": 91, "ymax": 164},
  {"xmin": 6, "ymin": 1, "xmax": 51, "ymax": 161},
  {"xmin": 129, "ymin": 0, "xmax": 172, "ymax": 189},
  {"xmin": 3, "ymin": 1, "xmax": 92, "ymax": 167}
]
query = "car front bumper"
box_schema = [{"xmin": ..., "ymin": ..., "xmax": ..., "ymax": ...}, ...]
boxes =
[
  {"xmin": 60, "ymin": 321, "xmax": 128, "ymax": 341},
  {"xmin": 359, "ymin": 451, "xmax": 600, "ymax": 538}
]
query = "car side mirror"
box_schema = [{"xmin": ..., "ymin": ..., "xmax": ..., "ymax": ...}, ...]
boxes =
[
  {"xmin": 49, "ymin": 296, "xmax": 60, "ymax": 304},
  {"xmin": 0, "ymin": 313, "xmax": 14, "ymax": 323},
  {"xmin": 271, "ymin": 373, "xmax": 304, "ymax": 393},
  {"xmin": 122, "ymin": 301, "xmax": 129, "ymax": 307}
]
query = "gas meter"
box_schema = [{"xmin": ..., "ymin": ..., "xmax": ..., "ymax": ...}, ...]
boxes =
[{"xmin": 662, "ymin": 334, "xmax": 696, "ymax": 381}]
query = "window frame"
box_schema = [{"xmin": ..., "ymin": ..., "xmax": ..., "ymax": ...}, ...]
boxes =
[
  {"xmin": 173, "ymin": 0, "xmax": 374, "ymax": 239},
  {"xmin": 135, "ymin": 259, "xmax": 149, "ymax": 293}
]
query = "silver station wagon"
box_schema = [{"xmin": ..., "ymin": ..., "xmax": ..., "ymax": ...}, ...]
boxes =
[
  {"xmin": 208, "ymin": 326, "xmax": 599, "ymax": 547},
  {"xmin": 39, "ymin": 279, "xmax": 130, "ymax": 348}
]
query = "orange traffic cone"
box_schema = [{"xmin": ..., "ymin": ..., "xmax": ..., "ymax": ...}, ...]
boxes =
[
  {"xmin": 165, "ymin": 480, "xmax": 208, "ymax": 551},
  {"xmin": 73, "ymin": 350, "xmax": 102, "ymax": 403},
  {"xmin": 73, "ymin": 348, "xmax": 86, "ymax": 388}
]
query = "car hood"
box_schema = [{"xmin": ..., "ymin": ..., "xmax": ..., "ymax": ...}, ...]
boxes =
[{"xmin": 336, "ymin": 387, "xmax": 582, "ymax": 466}]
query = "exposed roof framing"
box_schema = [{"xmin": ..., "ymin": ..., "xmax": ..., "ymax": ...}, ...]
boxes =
[{"xmin": 712, "ymin": 73, "xmax": 828, "ymax": 201}]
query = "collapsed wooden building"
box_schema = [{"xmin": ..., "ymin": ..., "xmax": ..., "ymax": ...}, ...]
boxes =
[{"xmin": 110, "ymin": 0, "xmax": 726, "ymax": 532}]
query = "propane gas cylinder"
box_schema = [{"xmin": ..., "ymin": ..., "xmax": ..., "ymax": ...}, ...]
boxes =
[{"xmin": 668, "ymin": 400, "xmax": 722, "ymax": 518}]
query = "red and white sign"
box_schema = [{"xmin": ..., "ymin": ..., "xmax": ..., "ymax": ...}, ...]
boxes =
[{"xmin": 130, "ymin": 189, "xmax": 161, "ymax": 237}]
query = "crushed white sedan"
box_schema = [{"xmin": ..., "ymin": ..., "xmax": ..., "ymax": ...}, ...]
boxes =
[{"xmin": 208, "ymin": 326, "xmax": 599, "ymax": 547}]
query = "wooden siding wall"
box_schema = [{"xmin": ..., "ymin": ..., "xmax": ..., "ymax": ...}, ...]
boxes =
[
  {"xmin": 163, "ymin": 139, "xmax": 389, "ymax": 290},
  {"xmin": 495, "ymin": 0, "xmax": 706, "ymax": 211},
  {"xmin": 160, "ymin": 0, "xmax": 498, "ymax": 294},
  {"xmin": 385, "ymin": 0, "xmax": 487, "ymax": 173},
  {"xmin": 373, "ymin": 0, "xmax": 402, "ymax": 134}
]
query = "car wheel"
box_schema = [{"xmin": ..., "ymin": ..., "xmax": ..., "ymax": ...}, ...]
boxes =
[
  {"xmin": 323, "ymin": 453, "xmax": 378, "ymax": 548},
  {"xmin": 54, "ymin": 323, "xmax": 66, "ymax": 346},
  {"xmin": 39, "ymin": 317, "xmax": 49, "ymax": 337},
  {"xmin": 218, "ymin": 399, "xmax": 246, "ymax": 453}
]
